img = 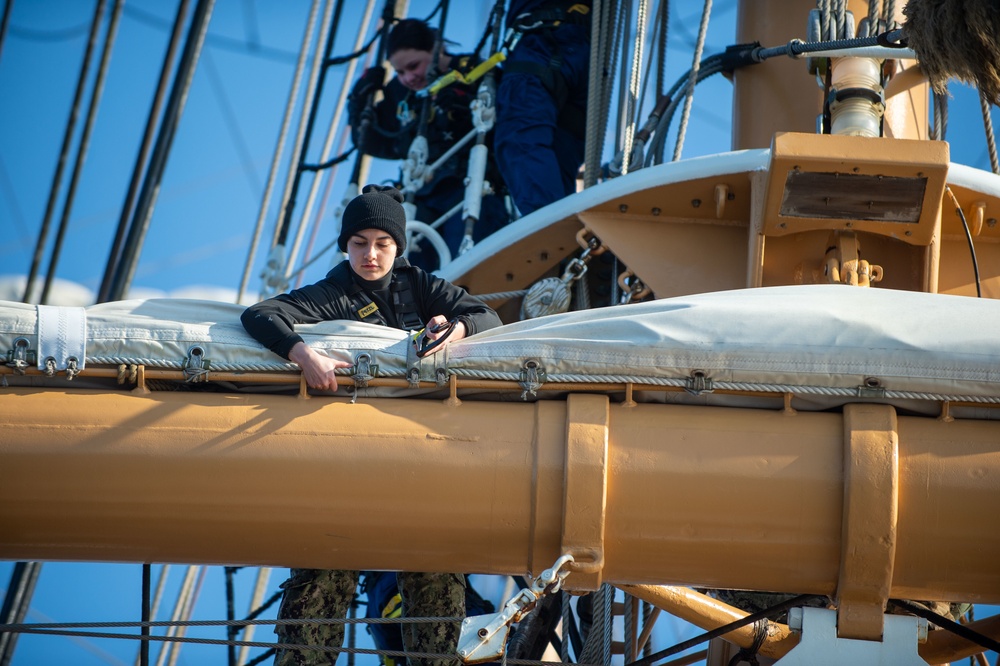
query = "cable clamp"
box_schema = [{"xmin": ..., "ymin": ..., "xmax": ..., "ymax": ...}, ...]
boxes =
[{"xmin": 457, "ymin": 554, "xmax": 575, "ymax": 663}]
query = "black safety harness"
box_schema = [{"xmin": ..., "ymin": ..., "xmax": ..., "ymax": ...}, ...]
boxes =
[
  {"xmin": 503, "ymin": 1, "xmax": 592, "ymax": 139},
  {"xmin": 326, "ymin": 259, "xmax": 425, "ymax": 331}
]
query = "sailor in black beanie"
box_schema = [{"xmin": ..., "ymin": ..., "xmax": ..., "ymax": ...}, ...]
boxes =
[
  {"xmin": 338, "ymin": 184, "xmax": 408, "ymax": 256},
  {"xmin": 242, "ymin": 183, "xmax": 500, "ymax": 389},
  {"xmin": 241, "ymin": 183, "xmax": 500, "ymax": 666}
]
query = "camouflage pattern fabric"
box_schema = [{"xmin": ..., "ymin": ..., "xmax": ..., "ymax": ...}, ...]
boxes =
[
  {"xmin": 398, "ymin": 572, "xmax": 466, "ymax": 666},
  {"xmin": 274, "ymin": 568, "xmax": 359, "ymax": 666},
  {"xmin": 273, "ymin": 568, "xmax": 466, "ymax": 666}
]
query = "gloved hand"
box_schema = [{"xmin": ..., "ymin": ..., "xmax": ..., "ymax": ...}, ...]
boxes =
[{"xmin": 350, "ymin": 65, "xmax": 386, "ymax": 101}]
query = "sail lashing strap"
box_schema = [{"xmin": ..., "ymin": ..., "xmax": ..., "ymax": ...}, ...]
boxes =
[{"xmin": 36, "ymin": 305, "xmax": 87, "ymax": 379}]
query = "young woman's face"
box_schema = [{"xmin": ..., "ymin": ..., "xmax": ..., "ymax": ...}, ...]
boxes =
[
  {"xmin": 389, "ymin": 48, "xmax": 433, "ymax": 91},
  {"xmin": 347, "ymin": 229, "xmax": 398, "ymax": 281}
]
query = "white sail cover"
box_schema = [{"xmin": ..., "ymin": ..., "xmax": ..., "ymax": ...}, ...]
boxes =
[{"xmin": 1, "ymin": 285, "xmax": 999, "ymax": 407}]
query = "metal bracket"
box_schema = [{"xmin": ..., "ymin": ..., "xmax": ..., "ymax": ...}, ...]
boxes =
[
  {"xmin": 856, "ymin": 377, "xmax": 886, "ymax": 399},
  {"xmin": 836, "ymin": 404, "xmax": 898, "ymax": 640},
  {"xmin": 352, "ymin": 353, "xmax": 377, "ymax": 388},
  {"xmin": 183, "ymin": 345, "xmax": 211, "ymax": 383},
  {"xmin": 561, "ymin": 393, "xmax": 610, "ymax": 591},
  {"xmin": 685, "ymin": 370, "xmax": 714, "ymax": 395},
  {"xmin": 518, "ymin": 359, "xmax": 546, "ymax": 400},
  {"xmin": 457, "ymin": 554, "xmax": 576, "ymax": 664},
  {"xmin": 778, "ymin": 607, "xmax": 925, "ymax": 665},
  {"xmin": 6, "ymin": 338, "xmax": 34, "ymax": 375}
]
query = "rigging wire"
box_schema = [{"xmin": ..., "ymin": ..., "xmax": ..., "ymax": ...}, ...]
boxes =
[
  {"xmin": 979, "ymin": 91, "xmax": 999, "ymax": 175},
  {"xmin": 613, "ymin": 0, "xmax": 632, "ymax": 157},
  {"xmin": 655, "ymin": 0, "xmax": 668, "ymax": 99},
  {"xmin": 240, "ymin": 0, "xmax": 261, "ymax": 51},
  {"xmin": 285, "ymin": 0, "xmax": 379, "ymax": 283},
  {"xmin": 620, "ymin": 0, "xmax": 650, "ymax": 175},
  {"xmin": 21, "ymin": 0, "xmax": 107, "ymax": 304},
  {"xmin": 583, "ymin": 0, "xmax": 608, "ymax": 188},
  {"xmin": 237, "ymin": 0, "xmax": 322, "ymax": 304},
  {"xmin": 123, "ymin": 4, "xmax": 299, "ymax": 65},
  {"xmin": 6, "ymin": 20, "xmax": 93, "ymax": 43},
  {"xmin": 0, "ymin": 0, "xmax": 11, "ymax": 62},
  {"xmin": 202, "ymin": 49, "xmax": 263, "ymax": 194},
  {"xmin": 98, "ymin": 0, "xmax": 191, "ymax": 304},
  {"xmin": 672, "ymin": 0, "xmax": 711, "ymax": 162},
  {"xmin": 42, "ymin": 0, "xmax": 125, "ymax": 305},
  {"xmin": 236, "ymin": 568, "xmax": 276, "ymax": 666},
  {"xmin": 931, "ymin": 90, "xmax": 948, "ymax": 141},
  {"xmin": 946, "ymin": 186, "xmax": 982, "ymax": 299},
  {"xmin": 271, "ymin": 0, "xmax": 341, "ymax": 251},
  {"xmin": 107, "ymin": 0, "xmax": 217, "ymax": 302}
]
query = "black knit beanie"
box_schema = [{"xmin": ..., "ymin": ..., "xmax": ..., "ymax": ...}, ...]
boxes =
[{"xmin": 338, "ymin": 184, "xmax": 407, "ymax": 256}]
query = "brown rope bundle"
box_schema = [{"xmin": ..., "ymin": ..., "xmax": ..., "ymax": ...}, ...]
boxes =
[{"xmin": 902, "ymin": 0, "xmax": 1000, "ymax": 104}]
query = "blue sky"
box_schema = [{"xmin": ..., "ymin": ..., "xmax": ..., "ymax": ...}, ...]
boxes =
[
  {"xmin": 2, "ymin": 0, "xmax": 1000, "ymax": 664},
  {"xmin": 0, "ymin": 0, "xmax": 753, "ymax": 305}
]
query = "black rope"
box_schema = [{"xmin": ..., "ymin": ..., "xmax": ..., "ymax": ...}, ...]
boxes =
[
  {"xmin": 225, "ymin": 567, "xmax": 237, "ymax": 666},
  {"xmin": 97, "ymin": 0, "xmax": 189, "ymax": 304},
  {"xmin": 140, "ymin": 565, "xmax": 151, "ymax": 666},
  {"xmin": 947, "ymin": 187, "xmax": 982, "ymax": 298},
  {"xmin": 888, "ymin": 600, "xmax": 1000, "ymax": 655},
  {"xmin": 422, "ymin": 0, "xmax": 445, "ymax": 23},
  {"xmin": 472, "ymin": 0, "xmax": 505, "ymax": 56},
  {"xmin": 275, "ymin": 0, "xmax": 347, "ymax": 247},
  {"xmin": 244, "ymin": 590, "xmax": 284, "ymax": 623},
  {"xmin": 22, "ymin": 0, "xmax": 107, "ymax": 303},
  {"xmin": 301, "ymin": 146, "xmax": 357, "ymax": 172},
  {"xmin": 627, "ymin": 594, "xmax": 826, "ymax": 666},
  {"xmin": 753, "ymin": 28, "xmax": 906, "ymax": 61},
  {"xmin": 726, "ymin": 618, "xmax": 768, "ymax": 666},
  {"xmin": 327, "ymin": 31, "xmax": 380, "ymax": 67}
]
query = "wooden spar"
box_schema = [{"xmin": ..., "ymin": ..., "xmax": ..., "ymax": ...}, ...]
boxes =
[{"xmin": 2, "ymin": 388, "xmax": 999, "ymax": 603}]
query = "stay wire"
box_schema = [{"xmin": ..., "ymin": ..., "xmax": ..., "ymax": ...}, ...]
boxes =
[
  {"xmin": 888, "ymin": 600, "xmax": 1000, "ymax": 654},
  {"xmin": 627, "ymin": 594, "xmax": 825, "ymax": 666},
  {"xmin": 99, "ymin": 0, "xmax": 190, "ymax": 304},
  {"xmin": 41, "ymin": 0, "xmax": 124, "ymax": 305},
  {"xmin": 979, "ymin": 91, "xmax": 999, "ymax": 175},
  {"xmin": 22, "ymin": 0, "xmax": 106, "ymax": 303},
  {"xmin": 946, "ymin": 186, "xmax": 982, "ymax": 298}
]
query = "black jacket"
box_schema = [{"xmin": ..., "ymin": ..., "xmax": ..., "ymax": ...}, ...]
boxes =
[
  {"xmin": 241, "ymin": 258, "xmax": 501, "ymax": 359},
  {"xmin": 349, "ymin": 54, "xmax": 503, "ymax": 187}
]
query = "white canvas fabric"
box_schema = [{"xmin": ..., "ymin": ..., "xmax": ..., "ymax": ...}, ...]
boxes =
[{"xmin": 1, "ymin": 285, "xmax": 999, "ymax": 405}]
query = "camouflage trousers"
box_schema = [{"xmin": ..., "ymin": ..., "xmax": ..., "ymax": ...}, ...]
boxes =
[{"xmin": 274, "ymin": 568, "xmax": 466, "ymax": 666}]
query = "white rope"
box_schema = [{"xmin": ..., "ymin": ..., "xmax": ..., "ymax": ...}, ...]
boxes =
[
  {"xmin": 269, "ymin": 0, "xmax": 337, "ymax": 273},
  {"xmin": 672, "ymin": 0, "xmax": 712, "ymax": 161},
  {"xmin": 71, "ymin": 357, "xmax": 1000, "ymax": 405},
  {"xmin": 285, "ymin": 0, "xmax": 380, "ymax": 281},
  {"xmin": 238, "ymin": 0, "xmax": 322, "ymax": 304},
  {"xmin": 621, "ymin": 0, "xmax": 649, "ymax": 175}
]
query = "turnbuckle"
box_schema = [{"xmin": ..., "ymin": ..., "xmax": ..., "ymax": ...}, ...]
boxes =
[{"xmin": 457, "ymin": 554, "xmax": 575, "ymax": 663}]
